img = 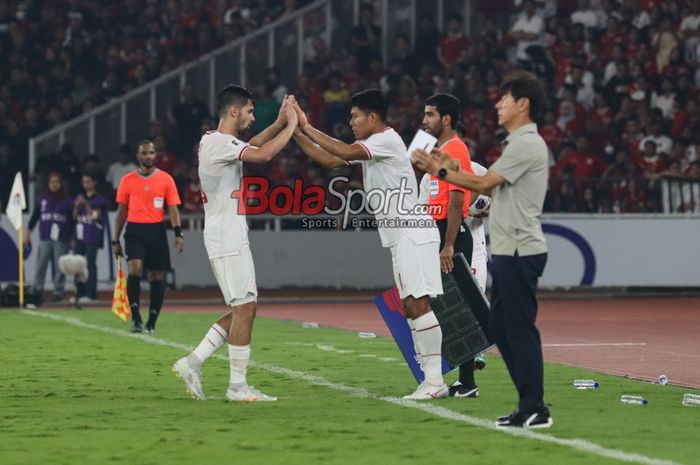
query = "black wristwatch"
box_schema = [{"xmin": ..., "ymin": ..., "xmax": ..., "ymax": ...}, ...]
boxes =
[
  {"xmin": 174, "ymin": 226, "xmax": 184, "ymax": 238},
  {"xmin": 111, "ymin": 240, "xmax": 120, "ymax": 246},
  {"xmin": 437, "ymin": 168, "xmax": 448, "ymax": 180}
]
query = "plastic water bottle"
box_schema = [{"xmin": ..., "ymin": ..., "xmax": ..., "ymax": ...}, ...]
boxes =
[
  {"xmin": 573, "ymin": 379, "xmax": 599, "ymax": 389},
  {"xmin": 358, "ymin": 332, "xmax": 377, "ymax": 338},
  {"xmin": 658, "ymin": 375, "xmax": 668, "ymax": 385},
  {"xmin": 620, "ymin": 395, "xmax": 648, "ymax": 405},
  {"xmin": 302, "ymin": 322, "xmax": 319, "ymax": 328},
  {"xmin": 682, "ymin": 393, "xmax": 700, "ymax": 407}
]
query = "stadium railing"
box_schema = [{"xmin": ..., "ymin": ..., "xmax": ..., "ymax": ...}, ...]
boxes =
[
  {"xmin": 660, "ymin": 176, "xmax": 700, "ymax": 214},
  {"xmin": 27, "ymin": 0, "xmax": 473, "ymax": 206}
]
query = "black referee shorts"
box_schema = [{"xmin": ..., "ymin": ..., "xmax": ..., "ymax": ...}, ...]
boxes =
[
  {"xmin": 436, "ymin": 218, "xmax": 473, "ymax": 266},
  {"xmin": 124, "ymin": 222, "xmax": 171, "ymax": 271}
]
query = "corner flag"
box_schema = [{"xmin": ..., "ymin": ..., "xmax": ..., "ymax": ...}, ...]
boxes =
[
  {"xmin": 5, "ymin": 172, "xmax": 27, "ymax": 306},
  {"xmin": 5, "ymin": 172, "xmax": 26, "ymax": 230}
]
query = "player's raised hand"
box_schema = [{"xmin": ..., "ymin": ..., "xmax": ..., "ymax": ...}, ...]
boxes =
[
  {"xmin": 286, "ymin": 97, "xmax": 298, "ymax": 128},
  {"xmin": 290, "ymin": 99, "xmax": 309, "ymax": 129},
  {"xmin": 276, "ymin": 95, "xmax": 289, "ymax": 125}
]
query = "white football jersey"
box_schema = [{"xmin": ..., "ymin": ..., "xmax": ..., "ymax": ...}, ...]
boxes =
[
  {"xmin": 354, "ymin": 128, "xmax": 439, "ymax": 247},
  {"xmin": 466, "ymin": 161, "xmax": 488, "ymax": 256},
  {"xmin": 198, "ymin": 130, "xmax": 251, "ymax": 259}
]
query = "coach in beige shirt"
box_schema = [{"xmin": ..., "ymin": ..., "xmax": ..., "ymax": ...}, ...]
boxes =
[{"xmin": 412, "ymin": 71, "xmax": 551, "ymax": 429}]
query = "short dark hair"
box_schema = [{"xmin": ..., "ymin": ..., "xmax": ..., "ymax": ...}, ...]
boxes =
[
  {"xmin": 138, "ymin": 139, "xmax": 153, "ymax": 149},
  {"xmin": 500, "ymin": 71, "xmax": 545, "ymax": 121},
  {"xmin": 349, "ymin": 89, "xmax": 387, "ymax": 121},
  {"xmin": 216, "ymin": 84, "xmax": 253, "ymax": 117},
  {"xmin": 82, "ymin": 171, "xmax": 98, "ymax": 181},
  {"xmin": 425, "ymin": 93, "xmax": 461, "ymax": 129}
]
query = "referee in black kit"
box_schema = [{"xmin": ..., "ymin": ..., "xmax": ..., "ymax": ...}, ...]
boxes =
[
  {"xmin": 112, "ymin": 140, "xmax": 184, "ymax": 334},
  {"xmin": 412, "ymin": 71, "xmax": 552, "ymax": 428}
]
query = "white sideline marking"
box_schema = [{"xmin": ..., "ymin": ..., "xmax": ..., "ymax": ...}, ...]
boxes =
[
  {"xmin": 286, "ymin": 341, "xmax": 397, "ymax": 361},
  {"xmin": 544, "ymin": 343, "xmax": 647, "ymax": 347},
  {"xmin": 21, "ymin": 310, "xmax": 684, "ymax": 465}
]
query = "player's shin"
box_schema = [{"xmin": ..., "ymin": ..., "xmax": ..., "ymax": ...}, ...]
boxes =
[{"xmin": 412, "ymin": 311, "xmax": 444, "ymax": 386}]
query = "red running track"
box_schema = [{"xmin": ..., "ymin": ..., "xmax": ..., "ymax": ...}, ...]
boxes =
[{"xmin": 172, "ymin": 296, "xmax": 700, "ymax": 388}]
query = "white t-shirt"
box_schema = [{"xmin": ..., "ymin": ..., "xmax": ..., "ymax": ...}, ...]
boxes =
[
  {"xmin": 511, "ymin": 12, "xmax": 544, "ymax": 61},
  {"xmin": 571, "ymin": 9, "xmax": 599, "ymax": 29},
  {"xmin": 651, "ymin": 92, "xmax": 676, "ymax": 120},
  {"xmin": 465, "ymin": 162, "xmax": 488, "ymax": 257},
  {"xmin": 197, "ymin": 130, "xmax": 251, "ymax": 259},
  {"xmin": 106, "ymin": 162, "xmax": 138, "ymax": 190},
  {"xmin": 680, "ymin": 14, "xmax": 700, "ymax": 31},
  {"xmin": 354, "ymin": 128, "xmax": 439, "ymax": 248},
  {"xmin": 638, "ymin": 134, "xmax": 674, "ymax": 156}
]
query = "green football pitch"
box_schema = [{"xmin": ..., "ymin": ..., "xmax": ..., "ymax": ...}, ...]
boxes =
[{"xmin": 1, "ymin": 309, "xmax": 697, "ymax": 465}]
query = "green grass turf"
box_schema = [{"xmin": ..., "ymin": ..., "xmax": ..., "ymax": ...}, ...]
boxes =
[{"xmin": 0, "ymin": 309, "xmax": 698, "ymax": 465}]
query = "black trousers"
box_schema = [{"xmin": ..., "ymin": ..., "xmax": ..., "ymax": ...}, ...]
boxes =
[
  {"xmin": 435, "ymin": 219, "xmax": 472, "ymax": 264},
  {"xmin": 489, "ymin": 252, "xmax": 547, "ymax": 413}
]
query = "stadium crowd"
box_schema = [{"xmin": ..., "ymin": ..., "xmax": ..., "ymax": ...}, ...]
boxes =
[{"xmin": 2, "ymin": 0, "xmax": 700, "ymax": 215}]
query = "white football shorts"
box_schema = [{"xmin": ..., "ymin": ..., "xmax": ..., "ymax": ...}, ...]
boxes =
[
  {"xmin": 209, "ymin": 246, "xmax": 258, "ymax": 307},
  {"xmin": 390, "ymin": 237, "xmax": 443, "ymax": 300}
]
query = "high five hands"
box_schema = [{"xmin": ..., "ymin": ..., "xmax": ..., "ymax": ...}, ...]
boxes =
[{"xmin": 288, "ymin": 96, "xmax": 309, "ymax": 130}]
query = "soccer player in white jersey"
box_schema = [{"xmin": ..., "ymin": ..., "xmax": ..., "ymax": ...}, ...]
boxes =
[
  {"xmin": 173, "ymin": 84, "xmax": 298, "ymax": 401},
  {"xmin": 465, "ymin": 161, "xmax": 490, "ymax": 292},
  {"xmin": 292, "ymin": 90, "xmax": 448, "ymax": 399}
]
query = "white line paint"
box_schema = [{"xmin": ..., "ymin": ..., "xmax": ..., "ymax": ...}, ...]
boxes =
[
  {"xmin": 544, "ymin": 343, "xmax": 648, "ymax": 347},
  {"xmin": 286, "ymin": 341, "xmax": 396, "ymax": 361},
  {"xmin": 20, "ymin": 310, "xmax": 685, "ymax": 465}
]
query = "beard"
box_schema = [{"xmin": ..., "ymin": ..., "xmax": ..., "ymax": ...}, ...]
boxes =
[{"xmin": 424, "ymin": 124, "xmax": 440, "ymax": 136}]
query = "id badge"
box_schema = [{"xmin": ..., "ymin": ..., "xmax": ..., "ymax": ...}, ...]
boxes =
[
  {"xmin": 50, "ymin": 223, "xmax": 61, "ymax": 241},
  {"xmin": 153, "ymin": 197, "xmax": 164, "ymax": 209},
  {"xmin": 76, "ymin": 223, "xmax": 84, "ymax": 240},
  {"xmin": 429, "ymin": 179, "xmax": 439, "ymax": 198}
]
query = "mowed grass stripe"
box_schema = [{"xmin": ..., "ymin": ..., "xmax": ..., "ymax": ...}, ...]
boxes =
[{"xmin": 19, "ymin": 310, "xmax": 685, "ymax": 465}]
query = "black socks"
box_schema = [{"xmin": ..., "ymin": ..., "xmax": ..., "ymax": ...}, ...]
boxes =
[
  {"xmin": 459, "ymin": 359, "xmax": 476, "ymax": 388},
  {"xmin": 146, "ymin": 280, "xmax": 165, "ymax": 330},
  {"xmin": 127, "ymin": 275, "xmax": 141, "ymax": 324}
]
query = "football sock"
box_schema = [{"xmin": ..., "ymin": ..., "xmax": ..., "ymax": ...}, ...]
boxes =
[
  {"xmin": 412, "ymin": 311, "xmax": 444, "ymax": 386},
  {"xmin": 190, "ymin": 324, "xmax": 228, "ymax": 368},
  {"xmin": 406, "ymin": 318, "xmax": 422, "ymax": 369},
  {"xmin": 127, "ymin": 275, "xmax": 141, "ymax": 324},
  {"xmin": 146, "ymin": 280, "xmax": 165, "ymax": 328},
  {"xmin": 228, "ymin": 344, "xmax": 251, "ymax": 386},
  {"xmin": 458, "ymin": 360, "xmax": 476, "ymax": 387}
]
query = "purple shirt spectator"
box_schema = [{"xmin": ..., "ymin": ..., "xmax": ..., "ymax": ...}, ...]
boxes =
[
  {"xmin": 33, "ymin": 194, "xmax": 75, "ymax": 242},
  {"xmin": 75, "ymin": 193, "xmax": 107, "ymax": 244}
]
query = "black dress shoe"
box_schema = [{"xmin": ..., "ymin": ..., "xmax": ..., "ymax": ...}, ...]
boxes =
[{"xmin": 497, "ymin": 407, "xmax": 553, "ymax": 429}]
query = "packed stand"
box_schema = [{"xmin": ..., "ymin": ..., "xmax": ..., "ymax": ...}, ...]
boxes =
[
  {"xmin": 8, "ymin": 0, "xmax": 700, "ymax": 217},
  {"xmin": 0, "ymin": 0, "xmax": 307, "ymax": 208},
  {"xmin": 237, "ymin": 0, "xmax": 700, "ymax": 213}
]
